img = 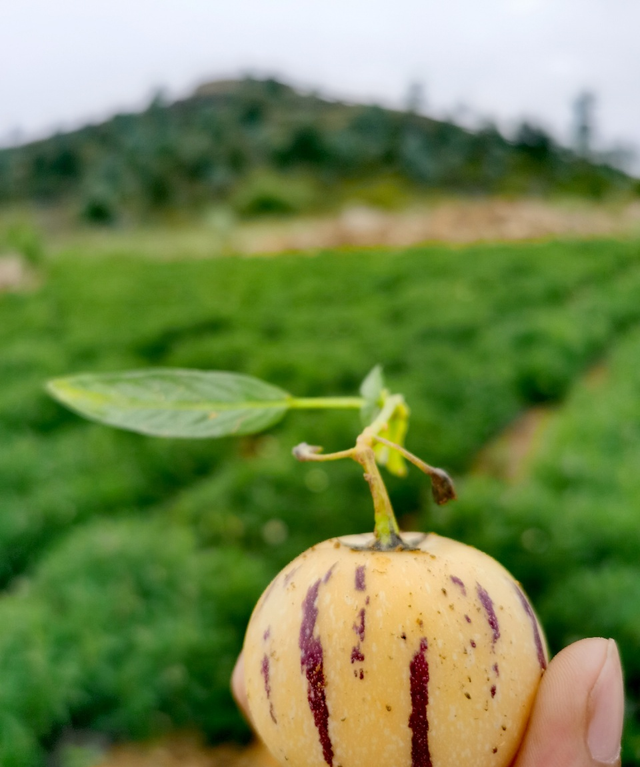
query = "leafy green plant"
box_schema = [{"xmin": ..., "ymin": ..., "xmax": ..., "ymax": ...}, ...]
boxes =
[
  {"xmin": 230, "ymin": 172, "xmax": 319, "ymax": 217},
  {"xmin": 47, "ymin": 365, "xmax": 457, "ymax": 550},
  {"xmin": 2, "ymin": 221, "xmax": 45, "ymax": 266}
]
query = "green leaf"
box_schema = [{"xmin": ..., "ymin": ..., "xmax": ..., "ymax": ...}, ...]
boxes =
[
  {"xmin": 359, "ymin": 364, "xmax": 384, "ymax": 402},
  {"xmin": 46, "ymin": 369, "xmax": 292, "ymax": 438},
  {"xmin": 359, "ymin": 365, "xmax": 385, "ymax": 426}
]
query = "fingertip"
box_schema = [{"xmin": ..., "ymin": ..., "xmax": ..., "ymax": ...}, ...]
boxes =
[
  {"xmin": 587, "ymin": 639, "xmax": 624, "ymax": 764},
  {"xmin": 514, "ymin": 637, "xmax": 623, "ymax": 767}
]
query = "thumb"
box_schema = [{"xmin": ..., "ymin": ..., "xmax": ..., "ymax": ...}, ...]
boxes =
[{"xmin": 514, "ymin": 637, "xmax": 624, "ymax": 767}]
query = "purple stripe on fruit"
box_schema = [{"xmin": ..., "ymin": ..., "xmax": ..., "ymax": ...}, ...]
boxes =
[
  {"xmin": 261, "ymin": 654, "xmax": 277, "ymax": 724},
  {"xmin": 353, "ymin": 608, "xmax": 366, "ymax": 642},
  {"xmin": 299, "ymin": 579, "xmax": 334, "ymax": 766},
  {"xmin": 513, "ymin": 584, "xmax": 547, "ymax": 670},
  {"xmin": 323, "ymin": 563, "xmax": 337, "ymax": 583},
  {"xmin": 409, "ymin": 638, "xmax": 432, "ymax": 767},
  {"xmin": 476, "ymin": 583, "xmax": 500, "ymax": 646}
]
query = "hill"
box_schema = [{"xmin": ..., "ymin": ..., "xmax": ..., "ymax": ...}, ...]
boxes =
[{"xmin": 0, "ymin": 78, "xmax": 637, "ymax": 224}]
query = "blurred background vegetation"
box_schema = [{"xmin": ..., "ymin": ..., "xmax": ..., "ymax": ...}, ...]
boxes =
[{"xmin": 1, "ymin": 76, "xmax": 640, "ymax": 767}]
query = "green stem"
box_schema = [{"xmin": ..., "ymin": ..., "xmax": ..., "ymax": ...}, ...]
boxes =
[
  {"xmin": 353, "ymin": 435, "xmax": 404, "ymax": 550},
  {"xmin": 288, "ymin": 396, "xmax": 365, "ymax": 410},
  {"xmin": 292, "ymin": 443, "xmax": 356, "ymax": 462},
  {"xmin": 366, "ymin": 393, "xmax": 407, "ymax": 435}
]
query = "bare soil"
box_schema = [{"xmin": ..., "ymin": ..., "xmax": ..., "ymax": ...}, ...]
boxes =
[
  {"xmin": 0, "ymin": 253, "xmax": 33, "ymax": 291},
  {"xmin": 472, "ymin": 360, "xmax": 611, "ymax": 483},
  {"xmin": 35, "ymin": 196, "xmax": 640, "ymax": 262},
  {"xmin": 472, "ymin": 406, "xmax": 555, "ymax": 482},
  {"xmin": 235, "ymin": 198, "xmax": 640, "ymax": 255}
]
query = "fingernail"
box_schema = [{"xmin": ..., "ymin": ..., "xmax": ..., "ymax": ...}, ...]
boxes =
[{"xmin": 587, "ymin": 639, "xmax": 624, "ymax": 764}]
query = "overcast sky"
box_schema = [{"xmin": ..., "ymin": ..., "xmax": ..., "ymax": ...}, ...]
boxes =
[{"xmin": 1, "ymin": 0, "xmax": 638, "ymax": 170}]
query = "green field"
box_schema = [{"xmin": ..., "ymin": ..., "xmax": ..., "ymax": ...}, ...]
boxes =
[{"xmin": 1, "ymin": 238, "xmax": 640, "ymax": 765}]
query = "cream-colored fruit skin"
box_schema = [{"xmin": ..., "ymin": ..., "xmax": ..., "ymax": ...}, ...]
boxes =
[{"xmin": 243, "ymin": 532, "xmax": 547, "ymax": 767}]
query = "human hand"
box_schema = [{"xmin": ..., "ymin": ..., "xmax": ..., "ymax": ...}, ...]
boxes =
[
  {"xmin": 232, "ymin": 637, "xmax": 624, "ymax": 767},
  {"xmin": 513, "ymin": 637, "xmax": 623, "ymax": 767}
]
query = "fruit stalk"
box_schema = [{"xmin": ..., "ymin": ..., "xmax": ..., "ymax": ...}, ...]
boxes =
[
  {"xmin": 294, "ymin": 416, "xmax": 456, "ymax": 550},
  {"xmin": 352, "ymin": 433, "xmax": 404, "ymax": 550}
]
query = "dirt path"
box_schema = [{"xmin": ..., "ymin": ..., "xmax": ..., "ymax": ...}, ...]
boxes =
[
  {"xmin": 472, "ymin": 361, "xmax": 610, "ymax": 483},
  {"xmin": 235, "ymin": 198, "xmax": 640, "ymax": 255},
  {"xmin": 38, "ymin": 196, "xmax": 640, "ymax": 262},
  {"xmin": 472, "ymin": 406, "xmax": 555, "ymax": 482}
]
